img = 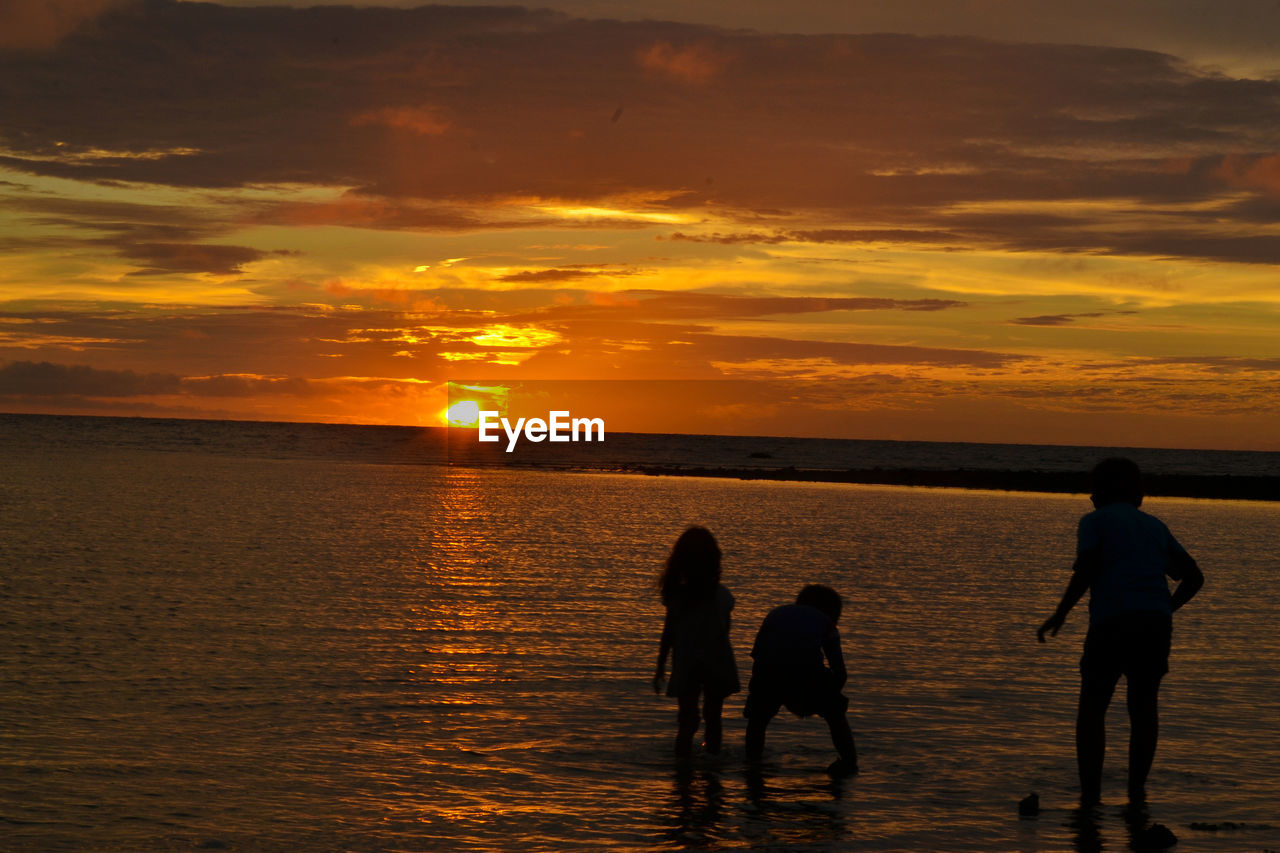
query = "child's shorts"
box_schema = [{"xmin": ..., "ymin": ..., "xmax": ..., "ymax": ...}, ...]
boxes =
[
  {"xmin": 743, "ymin": 666, "xmax": 848, "ymax": 720},
  {"xmin": 1080, "ymin": 610, "xmax": 1172, "ymax": 684}
]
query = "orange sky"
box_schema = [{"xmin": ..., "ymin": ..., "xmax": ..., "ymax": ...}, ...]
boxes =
[{"xmin": 3, "ymin": 1, "xmax": 1280, "ymax": 448}]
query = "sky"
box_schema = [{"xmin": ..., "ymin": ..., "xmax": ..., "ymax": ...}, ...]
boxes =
[{"xmin": 2, "ymin": 0, "xmax": 1280, "ymax": 448}]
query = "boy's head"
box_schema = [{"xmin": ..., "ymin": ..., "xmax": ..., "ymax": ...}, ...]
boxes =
[
  {"xmin": 796, "ymin": 584, "xmax": 842, "ymax": 623},
  {"xmin": 1091, "ymin": 457, "xmax": 1143, "ymax": 508}
]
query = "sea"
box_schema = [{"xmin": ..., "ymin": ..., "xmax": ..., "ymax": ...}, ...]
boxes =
[{"xmin": 1, "ymin": 413, "xmax": 1278, "ymax": 852}]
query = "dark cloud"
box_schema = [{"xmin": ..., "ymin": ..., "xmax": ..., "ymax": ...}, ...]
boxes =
[
  {"xmin": 972, "ymin": 226, "xmax": 1280, "ymax": 265},
  {"xmin": 0, "ymin": 306, "xmax": 393, "ymax": 376},
  {"xmin": 5, "ymin": 195, "xmax": 213, "ymax": 242},
  {"xmin": 515, "ymin": 290, "xmax": 967, "ymax": 322},
  {"xmin": 682, "ymin": 332, "xmax": 1019, "ymax": 368},
  {"xmin": 498, "ymin": 268, "xmax": 615, "ymax": 283},
  {"xmin": 0, "ymin": 359, "xmax": 320, "ymax": 398},
  {"xmin": 2, "ymin": 1, "xmax": 1279, "ymax": 259},
  {"xmin": 2, "ymin": 193, "xmax": 299, "ymax": 274},
  {"xmin": 122, "ymin": 243, "xmax": 295, "ymax": 276},
  {"xmin": 0, "ymin": 0, "xmax": 132, "ymax": 51},
  {"xmin": 181, "ymin": 373, "xmax": 317, "ymax": 396},
  {"xmin": 669, "ymin": 210, "xmax": 1280, "ymax": 265},
  {"xmin": 1123, "ymin": 355, "xmax": 1280, "ymax": 372},
  {"xmin": 1010, "ymin": 312, "xmax": 1105, "ymax": 326},
  {"xmin": 0, "ymin": 359, "xmax": 179, "ymax": 396}
]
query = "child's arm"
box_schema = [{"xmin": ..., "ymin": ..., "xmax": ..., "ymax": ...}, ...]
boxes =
[
  {"xmin": 1169, "ymin": 551, "xmax": 1204, "ymax": 612},
  {"xmin": 1037, "ymin": 547, "xmax": 1102, "ymax": 642},
  {"xmin": 653, "ymin": 609, "xmax": 673, "ymax": 694},
  {"xmin": 821, "ymin": 628, "xmax": 848, "ymax": 689}
]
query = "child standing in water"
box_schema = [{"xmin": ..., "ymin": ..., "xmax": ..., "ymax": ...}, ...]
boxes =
[
  {"xmin": 1038, "ymin": 457, "xmax": 1204, "ymax": 808},
  {"xmin": 652, "ymin": 526, "xmax": 740, "ymax": 757}
]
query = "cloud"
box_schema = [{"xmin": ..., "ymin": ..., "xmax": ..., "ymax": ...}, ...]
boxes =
[
  {"xmin": 1010, "ymin": 312, "xmax": 1105, "ymax": 326},
  {"xmin": 515, "ymin": 290, "xmax": 968, "ymax": 322},
  {"xmin": 498, "ymin": 268, "xmax": 616, "ymax": 283},
  {"xmin": 0, "ymin": 360, "xmax": 321, "ymax": 398},
  {"xmin": 181, "ymin": 373, "xmax": 317, "ymax": 396},
  {"xmin": 3, "ymin": 2, "xmax": 1278, "ymax": 244},
  {"xmin": 2, "ymin": 193, "xmax": 300, "ymax": 274},
  {"xmin": 1213, "ymin": 152, "xmax": 1280, "ymax": 198},
  {"xmin": 0, "ymin": 0, "xmax": 131, "ymax": 51},
  {"xmin": 122, "ymin": 243, "xmax": 294, "ymax": 276},
  {"xmin": 678, "ymin": 332, "xmax": 1019, "ymax": 369},
  {"xmin": 0, "ymin": 360, "xmax": 179, "ymax": 396},
  {"xmin": 1121, "ymin": 355, "xmax": 1280, "ymax": 372},
  {"xmin": 350, "ymin": 106, "xmax": 451, "ymax": 136},
  {"xmin": 638, "ymin": 40, "xmax": 729, "ymax": 83}
]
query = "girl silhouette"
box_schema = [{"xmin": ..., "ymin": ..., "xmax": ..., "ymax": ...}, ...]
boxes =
[{"xmin": 652, "ymin": 526, "xmax": 740, "ymax": 756}]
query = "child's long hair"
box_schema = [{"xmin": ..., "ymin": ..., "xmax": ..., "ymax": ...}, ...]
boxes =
[{"xmin": 658, "ymin": 526, "xmax": 722, "ymax": 607}]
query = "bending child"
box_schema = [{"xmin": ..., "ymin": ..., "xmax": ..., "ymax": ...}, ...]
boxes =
[
  {"xmin": 744, "ymin": 584, "xmax": 859, "ymax": 776},
  {"xmin": 653, "ymin": 526, "xmax": 740, "ymax": 757}
]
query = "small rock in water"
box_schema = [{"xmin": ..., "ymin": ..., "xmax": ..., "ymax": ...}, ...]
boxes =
[{"xmin": 1018, "ymin": 792, "xmax": 1040, "ymax": 816}]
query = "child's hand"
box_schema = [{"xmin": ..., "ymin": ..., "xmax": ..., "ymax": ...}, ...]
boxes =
[
  {"xmin": 652, "ymin": 670, "xmax": 666, "ymax": 694},
  {"xmin": 1037, "ymin": 611, "xmax": 1065, "ymax": 642}
]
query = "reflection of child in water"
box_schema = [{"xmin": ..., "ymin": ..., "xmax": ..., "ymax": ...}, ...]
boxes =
[
  {"xmin": 744, "ymin": 584, "xmax": 859, "ymax": 776},
  {"xmin": 652, "ymin": 526, "xmax": 740, "ymax": 757}
]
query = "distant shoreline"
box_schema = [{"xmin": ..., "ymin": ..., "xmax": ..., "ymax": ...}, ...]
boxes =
[
  {"xmin": 601, "ymin": 464, "xmax": 1280, "ymax": 502},
  {"xmin": 4, "ymin": 411, "xmax": 1275, "ymax": 500}
]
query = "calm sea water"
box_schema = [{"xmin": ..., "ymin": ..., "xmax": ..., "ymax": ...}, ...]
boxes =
[{"xmin": 2, "ymin": 417, "xmax": 1279, "ymax": 851}]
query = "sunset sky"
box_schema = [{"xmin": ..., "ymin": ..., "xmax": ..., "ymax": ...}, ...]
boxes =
[{"xmin": 3, "ymin": 0, "xmax": 1280, "ymax": 448}]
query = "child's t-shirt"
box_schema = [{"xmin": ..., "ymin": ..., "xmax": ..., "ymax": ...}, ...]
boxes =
[
  {"xmin": 750, "ymin": 603, "xmax": 844, "ymax": 675},
  {"xmin": 1079, "ymin": 502, "xmax": 1191, "ymax": 625}
]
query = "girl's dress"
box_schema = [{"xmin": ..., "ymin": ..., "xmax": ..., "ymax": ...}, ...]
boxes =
[{"xmin": 664, "ymin": 583, "xmax": 741, "ymax": 698}]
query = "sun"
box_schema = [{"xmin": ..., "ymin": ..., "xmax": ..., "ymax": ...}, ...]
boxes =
[{"xmin": 444, "ymin": 399, "xmax": 482, "ymax": 427}]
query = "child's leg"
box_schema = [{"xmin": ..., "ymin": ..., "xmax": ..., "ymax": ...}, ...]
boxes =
[
  {"xmin": 676, "ymin": 689, "xmax": 701, "ymax": 757},
  {"xmin": 821, "ymin": 709, "xmax": 858, "ymax": 771},
  {"xmin": 702, "ymin": 692, "xmax": 724, "ymax": 754},
  {"xmin": 745, "ymin": 713, "xmax": 770, "ymax": 761},
  {"xmin": 1125, "ymin": 674, "xmax": 1161, "ymax": 804},
  {"xmin": 744, "ymin": 696, "xmax": 779, "ymax": 761},
  {"xmin": 1076, "ymin": 671, "xmax": 1119, "ymax": 806},
  {"xmin": 744, "ymin": 670, "xmax": 781, "ymax": 761}
]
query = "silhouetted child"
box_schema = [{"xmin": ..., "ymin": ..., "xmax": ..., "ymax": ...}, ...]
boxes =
[
  {"xmin": 743, "ymin": 584, "xmax": 858, "ymax": 775},
  {"xmin": 1038, "ymin": 457, "xmax": 1204, "ymax": 808},
  {"xmin": 653, "ymin": 526, "xmax": 740, "ymax": 757}
]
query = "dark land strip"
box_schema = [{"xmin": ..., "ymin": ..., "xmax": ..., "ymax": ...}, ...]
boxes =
[{"xmin": 605, "ymin": 465, "xmax": 1280, "ymax": 501}]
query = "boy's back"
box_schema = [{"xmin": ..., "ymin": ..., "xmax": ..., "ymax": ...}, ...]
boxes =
[
  {"xmin": 1079, "ymin": 502, "xmax": 1190, "ymax": 625},
  {"xmin": 751, "ymin": 603, "xmax": 841, "ymax": 673}
]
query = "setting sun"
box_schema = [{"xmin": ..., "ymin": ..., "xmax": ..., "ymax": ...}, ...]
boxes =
[{"xmin": 444, "ymin": 400, "xmax": 481, "ymax": 427}]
